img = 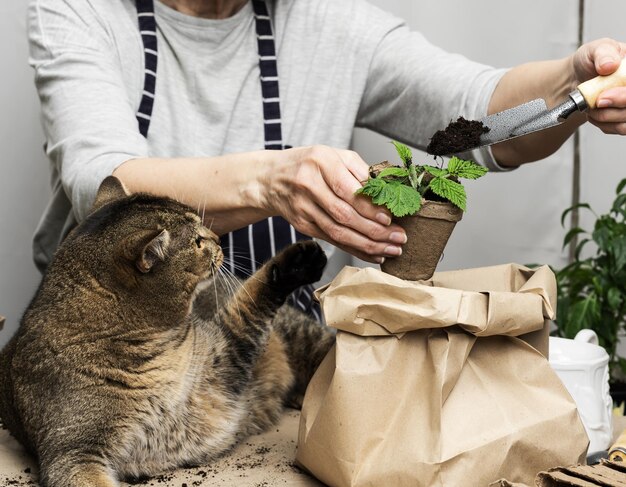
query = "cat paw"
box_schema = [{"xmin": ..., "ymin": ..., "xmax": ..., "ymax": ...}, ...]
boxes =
[{"xmin": 270, "ymin": 241, "xmax": 327, "ymax": 290}]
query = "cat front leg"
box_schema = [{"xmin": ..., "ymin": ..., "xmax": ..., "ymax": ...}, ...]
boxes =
[
  {"xmin": 210, "ymin": 242, "xmax": 326, "ymax": 388},
  {"xmin": 220, "ymin": 241, "xmax": 326, "ymax": 332},
  {"xmin": 257, "ymin": 240, "xmax": 327, "ymax": 307}
]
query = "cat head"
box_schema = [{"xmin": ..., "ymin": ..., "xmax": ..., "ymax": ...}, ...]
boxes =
[{"xmin": 60, "ymin": 177, "xmax": 223, "ymax": 303}]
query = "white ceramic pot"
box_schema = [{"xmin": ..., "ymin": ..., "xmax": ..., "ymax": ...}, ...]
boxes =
[{"xmin": 549, "ymin": 329, "xmax": 612, "ymax": 453}]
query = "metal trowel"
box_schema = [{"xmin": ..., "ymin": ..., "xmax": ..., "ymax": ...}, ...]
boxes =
[{"xmin": 453, "ymin": 58, "xmax": 626, "ymax": 153}]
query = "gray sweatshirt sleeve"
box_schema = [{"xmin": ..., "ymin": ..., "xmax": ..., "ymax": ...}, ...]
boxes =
[
  {"xmin": 28, "ymin": 0, "xmax": 148, "ymax": 222},
  {"xmin": 356, "ymin": 17, "xmax": 509, "ymax": 170}
]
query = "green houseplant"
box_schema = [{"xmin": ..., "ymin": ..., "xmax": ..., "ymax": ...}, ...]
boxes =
[
  {"xmin": 356, "ymin": 141, "xmax": 488, "ymax": 280},
  {"xmin": 555, "ymin": 178, "xmax": 626, "ymax": 383}
]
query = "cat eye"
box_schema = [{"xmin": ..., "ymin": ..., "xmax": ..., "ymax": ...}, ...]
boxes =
[{"xmin": 195, "ymin": 235, "xmax": 206, "ymax": 248}]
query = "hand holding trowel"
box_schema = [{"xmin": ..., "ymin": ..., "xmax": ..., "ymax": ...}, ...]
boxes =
[{"xmin": 428, "ymin": 58, "xmax": 626, "ymax": 155}]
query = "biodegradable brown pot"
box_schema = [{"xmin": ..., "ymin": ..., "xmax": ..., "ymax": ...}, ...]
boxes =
[{"xmin": 381, "ymin": 199, "xmax": 463, "ymax": 281}]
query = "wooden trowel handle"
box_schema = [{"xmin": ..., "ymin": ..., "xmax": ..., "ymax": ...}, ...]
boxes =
[{"xmin": 577, "ymin": 57, "xmax": 626, "ymax": 109}]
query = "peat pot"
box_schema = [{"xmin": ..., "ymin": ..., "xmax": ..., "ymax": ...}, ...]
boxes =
[{"xmin": 381, "ymin": 199, "xmax": 463, "ymax": 281}]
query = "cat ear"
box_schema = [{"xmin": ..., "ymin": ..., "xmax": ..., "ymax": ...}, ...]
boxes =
[
  {"xmin": 92, "ymin": 176, "xmax": 129, "ymax": 212},
  {"xmin": 121, "ymin": 228, "xmax": 171, "ymax": 273}
]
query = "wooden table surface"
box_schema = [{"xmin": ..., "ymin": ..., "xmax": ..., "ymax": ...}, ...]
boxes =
[
  {"xmin": 3, "ymin": 412, "xmax": 625, "ymax": 486},
  {"xmin": 0, "ymin": 409, "xmax": 324, "ymax": 487}
]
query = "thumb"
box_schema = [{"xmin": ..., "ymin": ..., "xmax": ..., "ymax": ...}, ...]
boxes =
[{"xmin": 590, "ymin": 39, "xmax": 624, "ymax": 75}]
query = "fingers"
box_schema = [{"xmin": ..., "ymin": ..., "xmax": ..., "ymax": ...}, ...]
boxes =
[
  {"xmin": 587, "ymin": 80, "xmax": 626, "ymax": 134},
  {"xmin": 321, "ymin": 149, "xmax": 398, "ymax": 229},
  {"xmin": 574, "ymin": 39, "xmax": 626, "ymax": 136},
  {"xmin": 273, "ymin": 145, "xmax": 408, "ymax": 261},
  {"xmin": 292, "ymin": 200, "xmax": 402, "ymax": 264},
  {"xmin": 590, "ymin": 39, "xmax": 625, "ymax": 75},
  {"xmin": 588, "ymin": 117, "xmax": 626, "ymax": 135},
  {"xmin": 337, "ymin": 149, "xmax": 370, "ymax": 183},
  {"xmin": 573, "ymin": 38, "xmax": 626, "ymax": 81}
]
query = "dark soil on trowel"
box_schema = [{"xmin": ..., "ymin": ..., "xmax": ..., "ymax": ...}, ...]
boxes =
[{"xmin": 426, "ymin": 116, "xmax": 490, "ymax": 156}]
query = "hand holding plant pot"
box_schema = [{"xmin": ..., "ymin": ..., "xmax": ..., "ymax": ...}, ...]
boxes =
[{"xmin": 355, "ymin": 142, "xmax": 488, "ymax": 280}]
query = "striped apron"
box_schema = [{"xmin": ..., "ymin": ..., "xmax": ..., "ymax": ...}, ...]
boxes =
[{"xmin": 134, "ymin": 0, "xmax": 321, "ymax": 320}]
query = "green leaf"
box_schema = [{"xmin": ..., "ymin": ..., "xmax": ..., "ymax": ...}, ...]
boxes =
[
  {"xmin": 613, "ymin": 236, "xmax": 626, "ymax": 271},
  {"xmin": 424, "ymin": 166, "xmax": 447, "ymax": 177},
  {"xmin": 607, "ymin": 287, "xmax": 623, "ymax": 312},
  {"xmin": 611, "ymin": 193, "xmax": 626, "ymax": 216},
  {"xmin": 428, "ymin": 177, "xmax": 467, "ymax": 211},
  {"xmin": 562, "ymin": 227, "xmax": 587, "ymax": 249},
  {"xmin": 372, "ymin": 182, "xmax": 398, "ymax": 207},
  {"xmin": 447, "ymin": 157, "xmax": 489, "ymax": 180},
  {"xmin": 560, "ymin": 203, "xmax": 593, "ymax": 227},
  {"xmin": 355, "ymin": 177, "xmax": 386, "ymax": 198},
  {"xmin": 592, "ymin": 223, "xmax": 612, "ymax": 253},
  {"xmin": 574, "ymin": 238, "xmax": 591, "ymax": 260},
  {"xmin": 377, "ymin": 167, "xmax": 409, "ymax": 179},
  {"xmin": 356, "ymin": 177, "xmax": 421, "ymax": 217},
  {"xmin": 356, "ymin": 178, "xmax": 387, "ymax": 197},
  {"xmin": 391, "ymin": 140, "xmax": 413, "ymax": 167},
  {"xmin": 617, "ymin": 178, "xmax": 626, "ymax": 195},
  {"xmin": 382, "ymin": 182, "xmax": 422, "ymax": 217},
  {"xmin": 407, "ymin": 163, "xmax": 419, "ymax": 190},
  {"xmin": 565, "ymin": 294, "xmax": 600, "ymax": 338}
]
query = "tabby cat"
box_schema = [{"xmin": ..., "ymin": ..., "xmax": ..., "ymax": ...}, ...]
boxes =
[{"xmin": 0, "ymin": 176, "xmax": 334, "ymax": 487}]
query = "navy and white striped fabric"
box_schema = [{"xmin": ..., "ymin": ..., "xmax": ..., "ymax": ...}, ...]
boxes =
[
  {"xmin": 134, "ymin": 0, "xmax": 320, "ymax": 321},
  {"xmin": 135, "ymin": 0, "xmax": 158, "ymax": 137}
]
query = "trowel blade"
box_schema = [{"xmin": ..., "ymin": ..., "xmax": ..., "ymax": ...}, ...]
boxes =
[{"xmin": 461, "ymin": 97, "xmax": 577, "ymax": 153}]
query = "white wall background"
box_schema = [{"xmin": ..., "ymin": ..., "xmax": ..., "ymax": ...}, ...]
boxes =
[
  {"xmin": 1, "ymin": 1, "xmax": 625, "ymax": 348},
  {"xmin": 0, "ymin": 2, "xmax": 50, "ymax": 346}
]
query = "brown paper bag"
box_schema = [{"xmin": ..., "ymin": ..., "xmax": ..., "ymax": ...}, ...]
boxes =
[{"xmin": 296, "ymin": 264, "xmax": 588, "ymax": 487}]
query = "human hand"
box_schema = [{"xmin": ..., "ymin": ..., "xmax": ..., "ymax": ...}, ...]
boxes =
[
  {"xmin": 263, "ymin": 145, "xmax": 407, "ymax": 263},
  {"xmin": 572, "ymin": 38, "xmax": 626, "ymax": 135}
]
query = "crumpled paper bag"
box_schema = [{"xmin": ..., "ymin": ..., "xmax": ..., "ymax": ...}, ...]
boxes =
[{"xmin": 296, "ymin": 264, "xmax": 588, "ymax": 487}]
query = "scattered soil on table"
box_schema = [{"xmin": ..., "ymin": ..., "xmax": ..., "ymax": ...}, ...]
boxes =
[
  {"xmin": 426, "ymin": 116, "xmax": 490, "ymax": 156},
  {"xmin": 0, "ymin": 411, "xmax": 314, "ymax": 487},
  {"xmin": 0, "ymin": 476, "xmax": 36, "ymax": 486}
]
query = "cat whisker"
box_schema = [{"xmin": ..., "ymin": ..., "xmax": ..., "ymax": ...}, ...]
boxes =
[
  {"xmin": 206, "ymin": 217, "xmax": 215, "ymax": 233},
  {"xmin": 201, "ymin": 198, "xmax": 207, "ymax": 224},
  {"xmin": 217, "ymin": 268, "xmax": 245, "ymax": 325},
  {"xmin": 220, "ymin": 249, "xmax": 265, "ymax": 267},
  {"xmin": 221, "ymin": 266, "xmax": 257, "ymax": 307},
  {"xmin": 213, "ymin": 269, "xmax": 220, "ymax": 309}
]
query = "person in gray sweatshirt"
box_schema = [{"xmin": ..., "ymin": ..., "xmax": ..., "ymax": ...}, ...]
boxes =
[{"xmin": 27, "ymin": 0, "xmax": 626, "ymax": 316}]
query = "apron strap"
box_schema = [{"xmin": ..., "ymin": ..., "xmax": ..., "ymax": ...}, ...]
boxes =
[
  {"xmin": 135, "ymin": 0, "xmax": 158, "ymax": 137},
  {"xmin": 252, "ymin": 0, "xmax": 283, "ymax": 150}
]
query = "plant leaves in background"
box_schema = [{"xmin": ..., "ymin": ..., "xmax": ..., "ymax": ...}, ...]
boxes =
[
  {"xmin": 560, "ymin": 202, "xmax": 593, "ymax": 227},
  {"xmin": 607, "ymin": 288, "xmax": 623, "ymax": 312},
  {"xmin": 565, "ymin": 294, "xmax": 600, "ymax": 339},
  {"xmin": 613, "ymin": 236, "xmax": 626, "ymax": 272},
  {"xmin": 554, "ymin": 178, "xmax": 626, "ymax": 380},
  {"xmin": 562, "ymin": 227, "xmax": 587, "ymax": 249}
]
